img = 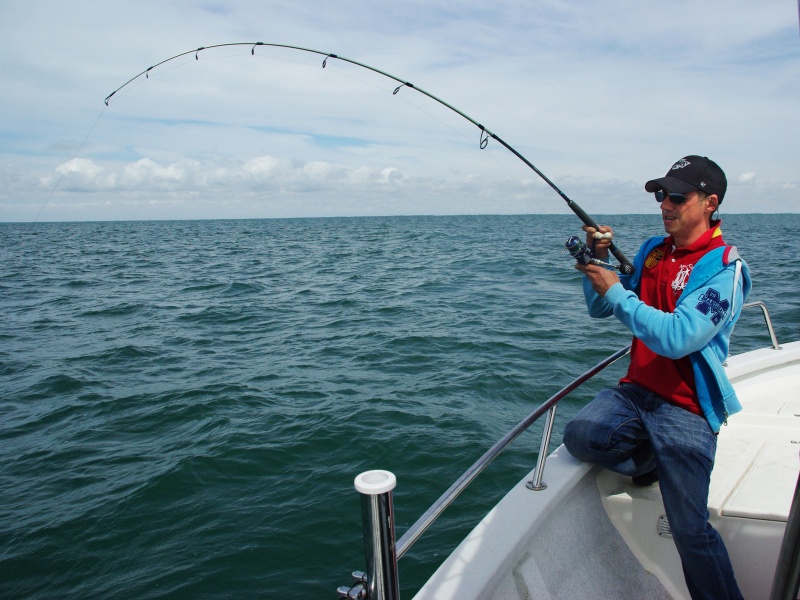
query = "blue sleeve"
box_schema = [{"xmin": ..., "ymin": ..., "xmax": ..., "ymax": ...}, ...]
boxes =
[
  {"xmin": 582, "ymin": 246, "xmax": 645, "ymax": 319},
  {"xmin": 583, "ymin": 271, "xmax": 633, "ymax": 318},
  {"xmin": 601, "ymin": 266, "xmax": 743, "ymax": 359}
]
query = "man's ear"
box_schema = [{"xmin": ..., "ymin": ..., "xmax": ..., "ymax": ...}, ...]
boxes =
[{"xmin": 706, "ymin": 194, "xmax": 719, "ymax": 214}]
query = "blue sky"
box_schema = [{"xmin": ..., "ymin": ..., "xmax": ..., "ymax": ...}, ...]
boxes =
[{"xmin": 1, "ymin": 1, "xmax": 798, "ymax": 221}]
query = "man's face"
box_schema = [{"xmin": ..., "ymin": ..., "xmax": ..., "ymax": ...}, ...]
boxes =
[{"xmin": 659, "ymin": 190, "xmax": 716, "ymax": 244}]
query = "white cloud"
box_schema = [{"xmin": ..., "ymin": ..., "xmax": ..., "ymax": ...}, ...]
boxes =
[
  {"xmin": 55, "ymin": 158, "xmax": 104, "ymax": 178},
  {"xmin": 47, "ymin": 158, "xmax": 117, "ymax": 190},
  {"xmin": 37, "ymin": 155, "xmax": 416, "ymax": 198},
  {"xmin": 244, "ymin": 156, "xmax": 280, "ymax": 177}
]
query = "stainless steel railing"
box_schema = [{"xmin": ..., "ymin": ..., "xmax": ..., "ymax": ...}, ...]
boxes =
[
  {"xmin": 742, "ymin": 301, "xmax": 781, "ymax": 350},
  {"xmin": 396, "ymin": 344, "xmax": 631, "ymax": 557}
]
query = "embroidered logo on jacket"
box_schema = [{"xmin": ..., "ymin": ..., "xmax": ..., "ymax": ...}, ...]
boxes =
[
  {"xmin": 645, "ymin": 248, "xmax": 664, "ymax": 268},
  {"xmin": 696, "ymin": 288, "xmax": 729, "ymax": 325},
  {"xmin": 672, "ymin": 264, "xmax": 693, "ymax": 294}
]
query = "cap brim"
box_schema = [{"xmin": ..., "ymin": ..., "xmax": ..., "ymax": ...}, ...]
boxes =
[{"xmin": 644, "ymin": 176, "xmax": 698, "ymax": 194}]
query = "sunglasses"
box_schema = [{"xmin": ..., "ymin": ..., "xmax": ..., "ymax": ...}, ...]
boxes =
[{"xmin": 654, "ymin": 189, "xmax": 691, "ymax": 205}]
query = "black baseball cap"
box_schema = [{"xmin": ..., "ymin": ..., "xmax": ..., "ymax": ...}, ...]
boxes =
[{"xmin": 645, "ymin": 155, "xmax": 727, "ymax": 203}]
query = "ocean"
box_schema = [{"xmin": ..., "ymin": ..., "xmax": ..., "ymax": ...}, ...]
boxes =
[{"xmin": 1, "ymin": 213, "xmax": 798, "ymax": 599}]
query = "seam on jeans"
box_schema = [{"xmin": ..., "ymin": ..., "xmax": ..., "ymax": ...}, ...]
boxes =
[{"xmin": 604, "ymin": 417, "xmax": 641, "ymax": 452}]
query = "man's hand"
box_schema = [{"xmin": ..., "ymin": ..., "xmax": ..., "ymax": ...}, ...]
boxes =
[
  {"xmin": 582, "ymin": 224, "xmax": 614, "ymax": 260},
  {"xmin": 576, "ymin": 224, "xmax": 620, "ymax": 295},
  {"xmin": 576, "ymin": 262, "xmax": 620, "ymax": 296}
]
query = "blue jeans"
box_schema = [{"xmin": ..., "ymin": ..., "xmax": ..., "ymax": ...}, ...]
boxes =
[{"xmin": 563, "ymin": 383, "xmax": 743, "ymax": 600}]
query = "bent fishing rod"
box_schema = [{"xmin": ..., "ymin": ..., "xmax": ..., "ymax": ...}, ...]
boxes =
[{"xmin": 105, "ymin": 42, "xmax": 635, "ymax": 275}]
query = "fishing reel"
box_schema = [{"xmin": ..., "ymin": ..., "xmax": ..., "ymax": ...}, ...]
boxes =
[{"xmin": 565, "ymin": 234, "xmax": 624, "ymax": 271}]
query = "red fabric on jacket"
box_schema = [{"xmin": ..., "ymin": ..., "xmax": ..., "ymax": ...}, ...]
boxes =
[{"xmin": 620, "ymin": 223, "xmax": 726, "ymax": 414}]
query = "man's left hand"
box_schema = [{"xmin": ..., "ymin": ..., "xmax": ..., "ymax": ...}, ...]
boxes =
[{"xmin": 576, "ymin": 262, "xmax": 620, "ymax": 296}]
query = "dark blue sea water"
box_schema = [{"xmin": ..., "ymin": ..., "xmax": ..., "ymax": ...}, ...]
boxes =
[{"xmin": 1, "ymin": 214, "xmax": 798, "ymax": 599}]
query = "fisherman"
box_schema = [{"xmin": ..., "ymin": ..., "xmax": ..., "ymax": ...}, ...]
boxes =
[{"xmin": 563, "ymin": 156, "xmax": 750, "ymax": 600}]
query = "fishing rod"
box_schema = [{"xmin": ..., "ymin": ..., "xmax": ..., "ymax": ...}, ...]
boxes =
[{"xmin": 105, "ymin": 42, "xmax": 635, "ymax": 275}]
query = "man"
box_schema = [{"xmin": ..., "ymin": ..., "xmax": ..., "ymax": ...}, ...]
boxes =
[{"xmin": 563, "ymin": 155, "xmax": 751, "ymax": 600}]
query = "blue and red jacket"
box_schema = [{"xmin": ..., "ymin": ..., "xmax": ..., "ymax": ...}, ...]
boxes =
[{"xmin": 583, "ymin": 235, "xmax": 752, "ymax": 432}]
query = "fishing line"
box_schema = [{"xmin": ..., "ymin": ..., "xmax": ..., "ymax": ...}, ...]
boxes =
[
  {"xmin": 275, "ymin": 55, "xmax": 547, "ymax": 211},
  {"xmin": 103, "ymin": 42, "xmax": 633, "ymax": 272},
  {"xmin": 35, "ymin": 57, "xmax": 196, "ymax": 219},
  {"xmin": 37, "ymin": 53, "xmax": 241, "ymax": 217},
  {"xmin": 34, "ymin": 105, "xmax": 107, "ymax": 223},
  {"xmin": 136, "ymin": 43, "xmax": 546, "ymax": 213},
  {"xmin": 382, "ymin": 94, "xmax": 547, "ymax": 212},
  {"xmin": 102, "ymin": 57, "xmax": 197, "ymax": 105},
  {"xmin": 385, "ymin": 95, "xmax": 547, "ymax": 211}
]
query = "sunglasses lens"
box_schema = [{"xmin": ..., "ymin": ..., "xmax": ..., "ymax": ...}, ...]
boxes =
[{"xmin": 654, "ymin": 190, "xmax": 687, "ymax": 205}]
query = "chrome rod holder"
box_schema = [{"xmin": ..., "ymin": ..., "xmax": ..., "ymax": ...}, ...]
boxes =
[{"xmin": 340, "ymin": 470, "xmax": 400, "ymax": 600}]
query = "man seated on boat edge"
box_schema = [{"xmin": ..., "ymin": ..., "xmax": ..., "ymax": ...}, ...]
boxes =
[{"xmin": 562, "ymin": 155, "xmax": 751, "ymax": 600}]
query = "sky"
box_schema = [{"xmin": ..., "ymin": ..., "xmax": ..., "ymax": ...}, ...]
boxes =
[{"xmin": 1, "ymin": 1, "xmax": 798, "ymax": 221}]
